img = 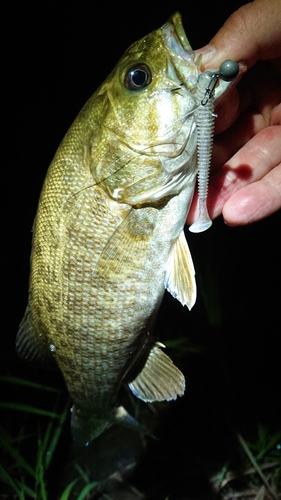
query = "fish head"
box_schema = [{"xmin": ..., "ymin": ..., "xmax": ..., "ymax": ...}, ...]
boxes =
[{"xmin": 91, "ymin": 12, "xmax": 201, "ymax": 206}]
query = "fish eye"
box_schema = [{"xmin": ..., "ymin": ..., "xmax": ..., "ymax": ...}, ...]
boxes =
[{"xmin": 124, "ymin": 64, "xmax": 152, "ymax": 90}]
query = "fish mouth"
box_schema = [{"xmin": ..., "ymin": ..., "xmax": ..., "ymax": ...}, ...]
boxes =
[
  {"xmin": 162, "ymin": 12, "xmax": 195, "ymax": 65},
  {"xmin": 161, "ymin": 12, "xmax": 199, "ymax": 90}
]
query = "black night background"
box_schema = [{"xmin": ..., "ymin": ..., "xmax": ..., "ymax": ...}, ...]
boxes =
[{"xmin": 2, "ymin": 1, "xmax": 280, "ymax": 498}]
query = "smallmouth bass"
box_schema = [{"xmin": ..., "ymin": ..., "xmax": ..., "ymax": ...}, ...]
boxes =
[{"xmin": 16, "ymin": 13, "xmax": 239, "ymax": 445}]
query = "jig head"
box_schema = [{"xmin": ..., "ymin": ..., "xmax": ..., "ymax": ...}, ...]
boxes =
[{"xmin": 189, "ymin": 60, "xmax": 239, "ymax": 233}]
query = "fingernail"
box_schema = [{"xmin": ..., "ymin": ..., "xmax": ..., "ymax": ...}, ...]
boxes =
[{"xmin": 196, "ymin": 44, "xmax": 216, "ymax": 65}]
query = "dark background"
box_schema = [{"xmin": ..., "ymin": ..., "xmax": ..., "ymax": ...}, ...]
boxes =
[
  {"xmin": 2, "ymin": 0, "xmax": 280, "ymax": 494},
  {"xmin": 3, "ymin": 0, "xmax": 254, "ymax": 360}
]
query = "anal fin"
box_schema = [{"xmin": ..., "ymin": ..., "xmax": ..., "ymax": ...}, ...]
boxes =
[
  {"xmin": 128, "ymin": 344, "xmax": 185, "ymax": 403},
  {"xmin": 165, "ymin": 229, "xmax": 196, "ymax": 310}
]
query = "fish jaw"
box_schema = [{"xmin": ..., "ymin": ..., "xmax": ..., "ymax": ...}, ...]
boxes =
[{"xmin": 161, "ymin": 12, "xmax": 199, "ymax": 91}]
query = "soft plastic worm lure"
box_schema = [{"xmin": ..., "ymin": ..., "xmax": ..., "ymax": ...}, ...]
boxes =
[{"xmin": 189, "ymin": 60, "xmax": 239, "ymax": 233}]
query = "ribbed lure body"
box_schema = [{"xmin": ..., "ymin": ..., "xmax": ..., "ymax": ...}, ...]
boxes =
[
  {"xmin": 190, "ymin": 72, "xmax": 216, "ymax": 233},
  {"xmin": 190, "ymin": 60, "xmax": 240, "ymax": 233}
]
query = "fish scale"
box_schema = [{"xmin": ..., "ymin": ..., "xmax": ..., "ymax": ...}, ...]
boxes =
[{"xmin": 56, "ymin": 198, "xmax": 157, "ymax": 400}]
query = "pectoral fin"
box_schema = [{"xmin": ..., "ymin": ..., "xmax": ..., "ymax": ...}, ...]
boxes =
[
  {"xmin": 96, "ymin": 209, "xmax": 154, "ymax": 281},
  {"xmin": 165, "ymin": 229, "xmax": 196, "ymax": 310},
  {"xmin": 128, "ymin": 344, "xmax": 185, "ymax": 403}
]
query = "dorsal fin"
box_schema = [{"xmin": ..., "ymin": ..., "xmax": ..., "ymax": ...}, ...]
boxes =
[
  {"xmin": 128, "ymin": 343, "xmax": 185, "ymax": 403},
  {"xmin": 164, "ymin": 229, "xmax": 196, "ymax": 310}
]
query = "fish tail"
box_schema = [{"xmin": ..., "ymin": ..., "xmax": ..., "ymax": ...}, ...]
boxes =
[
  {"xmin": 113, "ymin": 406, "xmax": 157, "ymax": 440},
  {"xmin": 70, "ymin": 404, "xmax": 156, "ymax": 446},
  {"xmin": 70, "ymin": 406, "xmax": 111, "ymax": 446}
]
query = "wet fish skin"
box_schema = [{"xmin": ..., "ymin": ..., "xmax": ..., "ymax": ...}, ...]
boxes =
[{"xmin": 16, "ymin": 13, "xmax": 233, "ymax": 445}]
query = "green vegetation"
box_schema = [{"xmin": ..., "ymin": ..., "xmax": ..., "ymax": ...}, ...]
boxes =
[
  {"xmin": 2, "ymin": 220, "xmax": 280, "ymax": 499},
  {"xmin": 0, "ymin": 372, "xmax": 280, "ymax": 499},
  {"xmin": 211, "ymin": 428, "xmax": 281, "ymax": 500}
]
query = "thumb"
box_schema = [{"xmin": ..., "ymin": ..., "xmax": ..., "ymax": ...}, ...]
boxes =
[{"xmin": 195, "ymin": 0, "xmax": 281, "ymax": 70}]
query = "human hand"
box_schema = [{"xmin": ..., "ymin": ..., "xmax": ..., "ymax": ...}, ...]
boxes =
[{"xmin": 187, "ymin": 0, "xmax": 281, "ymax": 226}]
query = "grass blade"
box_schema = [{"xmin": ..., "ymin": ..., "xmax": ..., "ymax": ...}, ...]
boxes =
[
  {"xmin": 0, "ymin": 424, "xmax": 36, "ymax": 478},
  {"xmin": 0, "ymin": 464, "xmax": 24, "ymax": 498},
  {"xmin": 60, "ymin": 479, "xmax": 79, "ymax": 500},
  {"xmin": 76, "ymin": 482, "xmax": 99, "ymax": 500},
  {"xmin": 0, "ymin": 375, "xmax": 62, "ymax": 393},
  {"xmin": 0, "ymin": 402, "xmax": 61, "ymax": 418},
  {"xmin": 44, "ymin": 398, "xmax": 71, "ymax": 470},
  {"xmin": 237, "ymin": 432, "xmax": 279, "ymax": 500}
]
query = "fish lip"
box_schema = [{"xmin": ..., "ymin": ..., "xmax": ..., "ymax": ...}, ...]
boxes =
[{"xmin": 161, "ymin": 12, "xmax": 194, "ymax": 64}]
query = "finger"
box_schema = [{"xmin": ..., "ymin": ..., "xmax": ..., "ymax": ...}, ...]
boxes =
[
  {"xmin": 195, "ymin": 0, "xmax": 281, "ymax": 70},
  {"xmin": 223, "ymin": 163, "xmax": 281, "ymax": 225},
  {"xmin": 208, "ymin": 125, "xmax": 281, "ymax": 217},
  {"xmin": 271, "ymin": 103, "xmax": 281, "ymax": 126},
  {"xmin": 214, "ymin": 87, "xmax": 241, "ymax": 135},
  {"xmin": 187, "ymin": 125, "xmax": 281, "ymax": 225},
  {"xmin": 209, "ymin": 125, "xmax": 281, "ymax": 219},
  {"xmin": 212, "ymin": 107, "xmax": 266, "ymax": 168},
  {"xmin": 214, "ymin": 61, "xmax": 281, "ymax": 137}
]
